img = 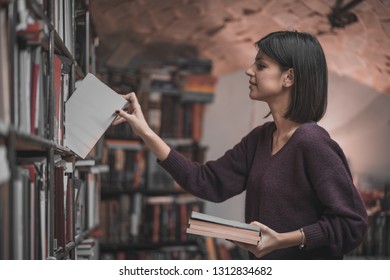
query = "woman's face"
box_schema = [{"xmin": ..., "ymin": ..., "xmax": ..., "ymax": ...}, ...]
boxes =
[{"xmin": 245, "ymin": 50, "xmax": 287, "ymax": 102}]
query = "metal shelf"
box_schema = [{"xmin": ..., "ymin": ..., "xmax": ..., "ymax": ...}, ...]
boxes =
[
  {"xmin": 12, "ymin": 129, "xmax": 73, "ymax": 156},
  {"xmin": 100, "ymin": 240, "xmax": 200, "ymax": 252},
  {"xmin": 100, "ymin": 187, "xmax": 188, "ymax": 198}
]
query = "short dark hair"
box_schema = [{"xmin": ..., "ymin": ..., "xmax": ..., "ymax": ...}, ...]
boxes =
[{"xmin": 256, "ymin": 30, "xmax": 328, "ymax": 123}]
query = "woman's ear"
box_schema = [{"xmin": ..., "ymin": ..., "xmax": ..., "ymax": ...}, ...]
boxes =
[{"xmin": 284, "ymin": 68, "xmax": 294, "ymax": 87}]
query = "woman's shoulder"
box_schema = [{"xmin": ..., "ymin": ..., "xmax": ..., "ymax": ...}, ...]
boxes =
[
  {"xmin": 298, "ymin": 121, "xmax": 329, "ymax": 138},
  {"xmin": 296, "ymin": 122, "xmax": 340, "ymax": 150}
]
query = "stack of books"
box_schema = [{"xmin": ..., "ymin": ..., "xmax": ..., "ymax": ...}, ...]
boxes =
[{"xmin": 186, "ymin": 211, "xmax": 261, "ymax": 245}]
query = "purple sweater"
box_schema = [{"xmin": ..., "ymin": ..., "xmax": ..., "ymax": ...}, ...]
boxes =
[{"xmin": 159, "ymin": 121, "xmax": 368, "ymax": 259}]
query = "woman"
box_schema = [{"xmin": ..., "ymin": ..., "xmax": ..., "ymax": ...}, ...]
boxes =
[{"xmin": 113, "ymin": 30, "xmax": 368, "ymax": 259}]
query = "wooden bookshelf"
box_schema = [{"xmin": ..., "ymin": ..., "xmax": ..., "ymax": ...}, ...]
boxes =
[
  {"xmin": 0, "ymin": 0, "xmax": 99, "ymax": 260},
  {"xmin": 98, "ymin": 61, "xmax": 216, "ymax": 260}
]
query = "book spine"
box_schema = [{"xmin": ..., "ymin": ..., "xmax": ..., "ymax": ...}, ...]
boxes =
[{"xmin": 186, "ymin": 228, "xmax": 259, "ymax": 245}]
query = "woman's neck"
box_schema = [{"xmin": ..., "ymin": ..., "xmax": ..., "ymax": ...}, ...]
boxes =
[
  {"xmin": 273, "ymin": 115, "xmax": 300, "ymax": 137},
  {"xmin": 270, "ymin": 113, "xmax": 300, "ymax": 155}
]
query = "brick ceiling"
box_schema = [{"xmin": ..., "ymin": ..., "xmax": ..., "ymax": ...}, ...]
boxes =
[{"xmin": 91, "ymin": 0, "xmax": 390, "ymax": 95}]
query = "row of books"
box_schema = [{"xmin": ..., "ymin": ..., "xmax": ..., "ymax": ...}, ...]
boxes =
[
  {"xmin": 101, "ymin": 244, "xmax": 205, "ymax": 260},
  {"xmin": 75, "ymin": 167, "xmax": 101, "ymax": 236},
  {"xmin": 0, "ymin": 9, "xmax": 10, "ymax": 127},
  {"xmin": 0, "ymin": 153, "xmax": 103, "ymax": 259},
  {"xmin": 99, "ymin": 194, "xmax": 203, "ymax": 245},
  {"xmin": 20, "ymin": 0, "xmax": 74, "ymax": 54},
  {"xmin": 0, "ymin": 158, "xmax": 48, "ymax": 260},
  {"xmin": 181, "ymin": 74, "xmax": 217, "ymax": 103},
  {"xmin": 106, "ymin": 70, "xmax": 138, "ymax": 95},
  {"xmin": 148, "ymin": 94, "xmax": 206, "ymax": 140},
  {"xmin": 99, "ymin": 139, "xmax": 207, "ymax": 193},
  {"xmin": 1, "ymin": 0, "xmax": 102, "ymax": 260},
  {"xmin": 53, "ymin": 0, "xmax": 74, "ymax": 55},
  {"xmin": 143, "ymin": 66, "xmax": 217, "ymax": 104},
  {"xmin": 101, "ymin": 140, "xmax": 146, "ymax": 191},
  {"xmin": 352, "ymin": 178, "xmax": 390, "ymax": 257},
  {"xmin": 11, "ymin": 41, "xmax": 50, "ymax": 138},
  {"xmin": 146, "ymin": 144, "xmax": 207, "ymax": 191},
  {"xmin": 54, "ymin": 160, "xmax": 102, "ymax": 258},
  {"xmin": 99, "ymin": 60, "xmax": 215, "ymax": 259},
  {"xmin": 99, "ymin": 193, "xmax": 143, "ymax": 244},
  {"xmin": 0, "ymin": 145, "xmax": 11, "ymax": 260},
  {"xmin": 142, "ymin": 196, "xmax": 203, "ymax": 244},
  {"xmin": 1, "ymin": 1, "xmax": 97, "ymax": 147},
  {"xmin": 0, "ymin": 3, "xmax": 71, "ymax": 144},
  {"xmin": 104, "ymin": 122, "xmax": 139, "ymax": 140},
  {"xmin": 28, "ymin": 0, "xmax": 76, "ymax": 54},
  {"xmin": 349, "ymin": 213, "xmax": 390, "ymax": 257}
]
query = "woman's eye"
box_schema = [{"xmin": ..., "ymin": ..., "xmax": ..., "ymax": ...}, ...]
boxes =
[{"xmin": 256, "ymin": 64, "xmax": 265, "ymax": 70}]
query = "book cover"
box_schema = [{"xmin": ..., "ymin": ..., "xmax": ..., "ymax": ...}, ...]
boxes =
[
  {"xmin": 188, "ymin": 223, "xmax": 260, "ymax": 242},
  {"xmin": 186, "ymin": 211, "xmax": 261, "ymax": 245},
  {"xmin": 190, "ymin": 211, "xmax": 261, "ymax": 232},
  {"xmin": 188, "ymin": 218, "xmax": 259, "ymax": 237},
  {"xmin": 64, "ymin": 73, "xmax": 127, "ymax": 159}
]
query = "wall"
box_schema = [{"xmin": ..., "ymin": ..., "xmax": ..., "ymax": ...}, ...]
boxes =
[
  {"xmin": 201, "ymin": 70, "xmax": 390, "ymax": 221},
  {"xmin": 201, "ymin": 70, "xmax": 270, "ymax": 221}
]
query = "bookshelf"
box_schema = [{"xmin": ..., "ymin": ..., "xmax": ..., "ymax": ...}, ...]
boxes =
[
  {"xmin": 98, "ymin": 61, "xmax": 217, "ymax": 260},
  {"xmin": 0, "ymin": 0, "xmax": 100, "ymax": 260},
  {"xmin": 347, "ymin": 183, "xmax": 390, "ymax": 259}
]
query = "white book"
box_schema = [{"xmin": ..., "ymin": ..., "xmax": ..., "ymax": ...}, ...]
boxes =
[
  {"xmin": 0, "ymin": 145, "xmax": 10, "ymax": 184},
  {"xmin": 190, "ymin": 211, "xmax": 261, "ymax": 232},
  {"xmin": 0, "ymin": 10, "xmax": 11, "ymax": 126},
  {"xmin": 64, "ymin": 73, "xmax": 127, "ymax": 159}
]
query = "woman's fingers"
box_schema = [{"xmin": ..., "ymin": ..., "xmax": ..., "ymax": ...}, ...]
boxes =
[
  {"xmin": 112, "ymin": 114, "xmax": 127, "ymax": 126},
  {"xmin": 123, "ymin": 92, "xmax": 139, "ymax": 104},
  {"xmin": 112, "ymin": 109, "xmax": 134, "ymax": 125},
  {"xmin": 120, "ymin": 92, "xmax": 142, "ymax": 115},
  {"xmin": 250, "ymin": 221, "xmax": 264, "ymax": 228},
  {"xmin": 116, "ymin": 109, "xmax": 132, "ymax": 119},
  {"xmin": 122, "ymin": 92, "xmax": 133, "ymax": 100}
]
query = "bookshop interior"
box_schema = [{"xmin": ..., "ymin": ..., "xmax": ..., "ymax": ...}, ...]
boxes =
[{"xmin": 0, "ymin": 0, "xmax": 389, "ymax": 260}]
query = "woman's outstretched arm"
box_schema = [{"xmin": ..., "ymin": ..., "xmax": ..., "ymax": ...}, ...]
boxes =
[{"xmin": 112, "ymin": 92, "xmax": 170, "ymax": 161}]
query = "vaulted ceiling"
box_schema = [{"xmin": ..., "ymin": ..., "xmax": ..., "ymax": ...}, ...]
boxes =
[{"xmin": 90, "ymin": 0, "xmax": 390, "ymax": 95}]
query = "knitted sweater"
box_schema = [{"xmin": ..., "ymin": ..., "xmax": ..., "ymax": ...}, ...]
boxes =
[{"xmin": 159, "ymin": 121, "xmax": 368, "ymax": 259}]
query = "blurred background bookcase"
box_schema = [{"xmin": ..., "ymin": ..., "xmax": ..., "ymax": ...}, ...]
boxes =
[
  {"xmin": 0, "ymin": 0, "xmax": 101, "ymax": 260},
  {"xmin": 98, "ymin": 61, "xmax": 218, "ymax": 260}
]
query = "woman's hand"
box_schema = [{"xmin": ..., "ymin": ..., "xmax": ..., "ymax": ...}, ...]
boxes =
[
  {"xmin": 113, "ymin": 92, "xmax": 171, "ymax": 161},
  {"xmin": 232, "ymin": 221, "xmax": 282, "ymax": 258},
  {"xmin": 112, "ymin": 92, "xmax": 151, "ymax": 137}
]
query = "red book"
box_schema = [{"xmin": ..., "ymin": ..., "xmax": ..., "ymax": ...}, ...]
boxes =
[
  {"xmin": 30, "ymin": 51, "xmax": 40, "ymax": 134},
  {"xmin": 17, "ymin": 21, "xmax": 43, "ymax": 44},
  {"xmin": 192, "ymin": 103, "xmax": 203, "ymax": 142},
  {"xmin": 53, "ymin": 55, "xmax": 62, "ymax": 143},
  {"xmin": 66, "ymin": 176, "xmax": 73, "ymax": 243},
  {"xmin": 54, "ymin": 166, "xmax": 66, "ymax": 252}
]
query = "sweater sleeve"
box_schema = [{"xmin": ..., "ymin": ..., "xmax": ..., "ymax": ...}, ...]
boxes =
[
  {"xmin": 158, "ymin": 130, "xmax": 256, "ymax": 202},
  {"xmin": 302, "ymin": 126, "xmax": 368, "ymax": 256}
]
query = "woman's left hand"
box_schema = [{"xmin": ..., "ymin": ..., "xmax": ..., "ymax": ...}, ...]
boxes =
[{"xmin": 232, "ymin": 221, "xmax": 281, "ymax": 258}]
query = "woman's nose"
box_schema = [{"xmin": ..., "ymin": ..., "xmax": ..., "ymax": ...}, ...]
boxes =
[{"xmin": 245, "ymin": 66, "xmax": 254, "ymax": 76}]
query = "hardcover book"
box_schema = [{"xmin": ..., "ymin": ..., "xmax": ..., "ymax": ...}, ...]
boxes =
[
  {"xmin": 65, "ymin": 73, "xmax": 127, "ymax": 159},
  {"xmin": 186, "ymin": 211, "xmax": 261, "ymax": 245}
]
